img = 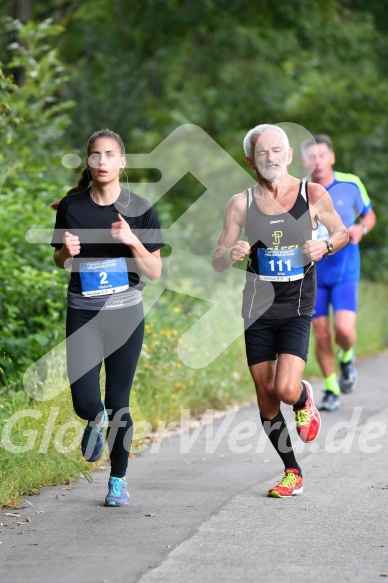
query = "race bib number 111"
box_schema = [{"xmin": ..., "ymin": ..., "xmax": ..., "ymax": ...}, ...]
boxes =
[{"xmin": 258, "ymin": 247, "xmax": 305, "ymax": 282}]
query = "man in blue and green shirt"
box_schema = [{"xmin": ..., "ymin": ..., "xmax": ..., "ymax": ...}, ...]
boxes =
[{"xmin": 302, "ymin": 134, "xmax": 376, "ymax": 411}]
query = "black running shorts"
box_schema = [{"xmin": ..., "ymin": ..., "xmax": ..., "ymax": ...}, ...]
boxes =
[{"xmin": 244, "ymin": 315, "xmax": 312, "ymax": 366}]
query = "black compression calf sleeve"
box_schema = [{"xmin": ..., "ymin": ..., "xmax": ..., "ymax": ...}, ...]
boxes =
[{"xmin": 260, "ymin": 411, "xmax": 302, "ymax": 476}]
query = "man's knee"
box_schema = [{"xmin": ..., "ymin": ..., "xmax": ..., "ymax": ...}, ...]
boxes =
[
  {"xmin": 275, "ymin": 378, "xmax": 301, "ymax": 405},
  {"xmin": 334, "ymin": 311, "xmax": 357, "ymax": 345},
  {"xmin": 313, "ymin": 318, "xmax": 331, "ymax": 346},
  {"xmin": 334, "ymin": 322, "xmax": 355, "ymax": 344}
]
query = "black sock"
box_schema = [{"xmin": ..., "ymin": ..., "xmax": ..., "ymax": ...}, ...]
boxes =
[
  {"xmin": 292, "ymin": 382, "xmax": 307, "ymax": 411},
  {"xmin": 260, "ymin": 411, "xmax": 302, "ymax": 476}
]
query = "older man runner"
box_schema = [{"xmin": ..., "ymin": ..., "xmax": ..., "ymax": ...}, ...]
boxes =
[{"xmin": 212, "ymin": 124, "xmax": 348, "ymax": 497}]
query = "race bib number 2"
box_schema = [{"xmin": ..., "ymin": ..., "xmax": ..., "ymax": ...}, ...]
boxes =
[
  {"xmin": 258, "ymin": 247, "xmax": 305, "ymax": 282},
  {"xmin": 79, "ymin": 258, "xmax": 129, "ymax": 296}
]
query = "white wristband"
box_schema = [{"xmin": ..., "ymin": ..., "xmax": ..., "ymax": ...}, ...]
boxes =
[{"xmin": 225, "ymin": 247, "xmax": 235, "ymax": 266}]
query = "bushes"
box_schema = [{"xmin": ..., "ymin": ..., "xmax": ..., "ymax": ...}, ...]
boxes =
[
  {"xmin": 0, "ymin": 19, "xmax": 73, "ymax": 390},
  {"xmin": 131, "ymin": 291, "xmax": 252, "ymax": 429}
]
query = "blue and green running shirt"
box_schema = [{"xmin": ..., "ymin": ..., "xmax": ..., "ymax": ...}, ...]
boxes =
[{"xmin": 317, "ymin": 171, "xmax": 372, "ymax": 284}]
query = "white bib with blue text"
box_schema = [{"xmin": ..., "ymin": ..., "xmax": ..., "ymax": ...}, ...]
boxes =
[
  {"xmin": 79, "ymin": 258, "xmax": 130, "ymax": 297},
  {"xmin": 257, "ymin": 247, "xmax": 305, "ymax": 282}
]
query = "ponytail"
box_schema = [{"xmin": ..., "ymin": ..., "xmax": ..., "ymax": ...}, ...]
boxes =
[{"xmin": 49, "ymin": 167, "xmax": 91, "ymax": 211}]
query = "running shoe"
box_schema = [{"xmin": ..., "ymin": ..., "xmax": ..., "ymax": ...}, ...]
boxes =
[
  {"xmin": 338, "ymin": 353, "xmax": 358, "ymax": 394},
  {"xmin": 81, "ymin": 402, "xmax": 108, "ymax": 462},
  {"xmin": 104, "ymin": 477, "xmax": 130, "ymax": 507},
  {"xmin": 318, "ymin": 390, "xmax": 341, "ymax": 411},
  {"xmin": 294, "ymin": 381, "xmax": 321, "ymax": 443},
  {"xmin": 267, "ymin": 469, "xmax": 303, "ymax": 498}
]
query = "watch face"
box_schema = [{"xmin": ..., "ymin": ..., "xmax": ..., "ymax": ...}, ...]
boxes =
[{"xmin": 326, "ymin": 241, "xmax": 334, "ymax": 253}]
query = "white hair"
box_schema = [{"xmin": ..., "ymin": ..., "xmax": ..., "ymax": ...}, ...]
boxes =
[{"xmin": 243, "ymin": 124, "xmax": 290, "ymax": 160}]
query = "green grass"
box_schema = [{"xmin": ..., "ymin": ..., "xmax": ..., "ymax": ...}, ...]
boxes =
[
  {"xmin": 131, "ymin": 290, "xmax": 251, "ymax": 429},
  {"xmin": 304, "ymin": 280, "xmax": 388, "ymax": 378},
  {"xmin": 0, "ymin": 390, "xmax": 94, "ymax": 508},
  {"xmin": 1, "ymin": 281, "xmax": 387, "ymax": 507}
]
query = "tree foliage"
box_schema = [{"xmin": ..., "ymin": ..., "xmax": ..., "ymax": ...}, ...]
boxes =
[
  {"xmin": 1, "ymin": 1, "xmax": 388, "ymax": 389},
  {"xmin": 0, "ymin": 19, "xmax": 74, "ymax": 389},
  {"xmin": 1, "ymin": 0, "xmax": 383, "ymax": 279}
]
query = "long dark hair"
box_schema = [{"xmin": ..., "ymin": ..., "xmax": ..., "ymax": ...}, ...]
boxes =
[{"xmin": 50, "ymin": 129, "xmax": 125, "ymax": 210}]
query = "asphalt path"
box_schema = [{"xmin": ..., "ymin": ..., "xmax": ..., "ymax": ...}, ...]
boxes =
[{"xmin": 1, "ymin": 353, "xmax": 387, "ymax": 583}]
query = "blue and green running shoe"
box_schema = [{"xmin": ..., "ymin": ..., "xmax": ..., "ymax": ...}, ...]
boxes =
[
  {"xmin": 81, "ymin": 402, "xmax": 108, "ymax": 462},
  {"xmin": 317, "ymin": 390, "xmax": 340, "ymax": 412},
  {"xmin": 104, "ymin": 477, "xmax": 130, "ymax": 507},
  {"xmin": 338, "ymin": 353, "xmax": 358, "ymax": 394}
]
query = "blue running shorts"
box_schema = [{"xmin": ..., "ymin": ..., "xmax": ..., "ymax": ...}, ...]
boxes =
[{"xmin": 313, "ymin": 280, "xmax": 358, "ymax": 318}]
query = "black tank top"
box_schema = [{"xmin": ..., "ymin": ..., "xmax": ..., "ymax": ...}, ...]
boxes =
[{"xmin": 242, "ymin": 180, "xmax": 316, "ymax": 319}]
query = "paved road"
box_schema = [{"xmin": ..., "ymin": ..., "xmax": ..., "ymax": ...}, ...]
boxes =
[{"xmin": 1, "ymin": 353, "xmax": 388, "ymax": 583}]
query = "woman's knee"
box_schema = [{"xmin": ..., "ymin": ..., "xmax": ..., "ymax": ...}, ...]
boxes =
[
  {"xmin": 72, "ymin": 402, "xmax": 93, "ymax": 421},
  {"xmin": 106, "ymin": 405, "xmax": 131, "ymax": 424},
  {"xmin": 71, "ymin": 395, "xmax": 101, "ymax": 421}
]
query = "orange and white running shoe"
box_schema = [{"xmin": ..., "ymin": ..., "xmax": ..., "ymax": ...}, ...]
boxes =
[{"xmin": 295, "ymin": 381, "xmax": 321, "ymax": 443}]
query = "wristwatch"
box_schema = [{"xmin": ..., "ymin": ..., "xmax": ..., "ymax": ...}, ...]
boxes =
[
  {"xmin": 325, "ymin": 240, "xmax": 334, "ymax": 254},
  {"xmin": 362, "ymin": 224, "xmax": 368, "ymax": 235}
]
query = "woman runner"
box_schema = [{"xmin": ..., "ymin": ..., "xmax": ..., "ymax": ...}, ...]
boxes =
[{"xmin": 51, "ymin": 129, "xmax": 164, "ymax": 506}]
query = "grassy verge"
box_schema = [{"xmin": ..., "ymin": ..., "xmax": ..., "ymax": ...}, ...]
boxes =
[
  {"xmin": 132, "ymin": 281, "xmax": 388, "ymax": 425},
  {"xmin": 0, "ymin": 389, "xmax": 94, "ymax": 508},
  {"xmin": 1, "ymin": 281, "xmax": 387, "ymax": 507},
  {"xmin": 303, "ymin": 280, "xmax": 388, "ymax": 378}
]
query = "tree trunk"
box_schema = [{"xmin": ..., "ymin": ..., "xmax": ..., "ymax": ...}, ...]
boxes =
[
  {"xmin": 11, "ymin": 0, "xmax": 32, "ymax": 86},
  {"xmin": 11, "ymin": 0, "xmax": 32, "ymax": 23}
]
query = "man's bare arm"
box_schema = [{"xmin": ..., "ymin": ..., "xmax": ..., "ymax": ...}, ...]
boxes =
[
  {"xmin": 348, "ymin": 208, "xmax": 376, "ymax": 243},
  {"xmin": 212, "ymin": 193, "xmax": 250, "ymax": 272}
]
